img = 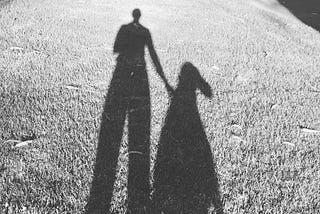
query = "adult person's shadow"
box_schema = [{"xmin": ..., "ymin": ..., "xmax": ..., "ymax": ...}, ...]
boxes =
[
  {"xmin": 152, "ymin": 62, "xmax": 224, "ymax": 214},
  {"xmin": 278, "ymin": 0, "xmax": 320, "ymax": 32},
  {"xmin": 85, "ymin": 9, "xmax": 172, "ymax": 214}
]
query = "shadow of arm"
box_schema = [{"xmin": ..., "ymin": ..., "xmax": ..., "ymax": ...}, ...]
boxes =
[
  {"xmin": 113, "ymin": 26, "xmax": 126, "ymax": 54},
  {"xmin": 146, "ymin": 31, "xmax": 174, "ymax": 94},
  {"xmin": 198, "ymin": 75, "xmax": 212, "ymax": 98}
]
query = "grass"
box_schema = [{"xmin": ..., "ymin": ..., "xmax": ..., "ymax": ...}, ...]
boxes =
[{"xmin": 1, "ymin": 0, "xmax": 320, "ymax": 213}]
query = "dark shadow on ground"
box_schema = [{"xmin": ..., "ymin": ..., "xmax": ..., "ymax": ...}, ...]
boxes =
[
  {"xmin": 278, "ymin": 0, "xmax": 320, "ymax": 32},
  {"xmin": 85, "ymin": 57, "xmax": 151, "ymax": 214},
  {"xmin": 152, "ymin": 62, "xmax": 224, "ymax": 214},
  {"xmin": 85, "ymin": 9, "xmax": 171, "ymax": 214}
]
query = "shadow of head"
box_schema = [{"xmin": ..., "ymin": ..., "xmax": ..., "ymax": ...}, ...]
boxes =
[
  {"xmin": 178, "ymin": 62, "xmax": 212, "ymax": 98},
  {"xmin": 132, "ymin": 8, "xmax": 141, "ymax": 23}
]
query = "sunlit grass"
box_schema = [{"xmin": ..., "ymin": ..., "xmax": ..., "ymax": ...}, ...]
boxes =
[{"xmin": 1, "ymin": 0, "xmax": 320, "ymax": 213}]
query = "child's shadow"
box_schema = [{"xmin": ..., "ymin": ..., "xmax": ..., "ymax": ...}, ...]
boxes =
[{"xmin": 153, "ymin": 62, "xmax": 223, "ymax": 214}]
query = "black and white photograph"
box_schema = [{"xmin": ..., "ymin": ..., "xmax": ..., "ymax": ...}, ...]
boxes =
[{"xmin": 1, "ymin": 0, "xmax": 320, "ymax": 213}]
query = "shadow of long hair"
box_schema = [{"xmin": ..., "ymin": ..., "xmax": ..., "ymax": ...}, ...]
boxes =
[{"xmin": 152, "ymin": 62, "xmax": 223, "ymax": 214}]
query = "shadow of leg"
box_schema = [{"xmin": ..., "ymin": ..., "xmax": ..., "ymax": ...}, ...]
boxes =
[
  {"xmin": 86, "ymin": 76, "xmax": 127, "ymax": 214},
  {"xmin": 127, "ymin": 73, "xmax": 151, "ymax": 214}
]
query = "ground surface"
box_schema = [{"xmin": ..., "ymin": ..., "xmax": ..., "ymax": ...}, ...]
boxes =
[
  {"xmin": 278, "ymin": 0, "xmax": 320, "ymax": 32},
  {"xmin": 1, "ymin": 0, "xmax": 320, "ymax": 213}
]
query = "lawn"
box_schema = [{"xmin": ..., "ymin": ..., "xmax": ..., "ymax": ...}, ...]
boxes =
[{"xmin": 1, "ymin": 0, "xmax": 320, "ymax": 213}]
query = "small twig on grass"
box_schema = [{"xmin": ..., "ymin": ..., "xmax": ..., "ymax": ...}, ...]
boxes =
[
  {"xmin": 3, "ymin": 139, "xmax": 21, "ymax": 144},
  {"xmin": 3, "ymin": 139, "xmax": 35, "ymax": 149},
  {"xmin": 300, "ymin": 128, "xmax": 320, "ymax": 134},
  {"xmin": 283, "ymin": 141, "xmax": 295, "ymax": 147},
  {"xmin": 13, "ymin": 140, "xmax": 34, "ymax": 148},
  {"xmin": 9, "ymin": 46, "xmax": 24, "ymax": 52},
  {"xmin": 128, "ymin": 151, "xmax": 143, "ymax": 155},
  {"xmin": 3, "ymin": 134, "xmax": 37, "ymax": 148},
  {"xmin": 65, "ymin": 84, "xmax": 82, "ymax": 90}
]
